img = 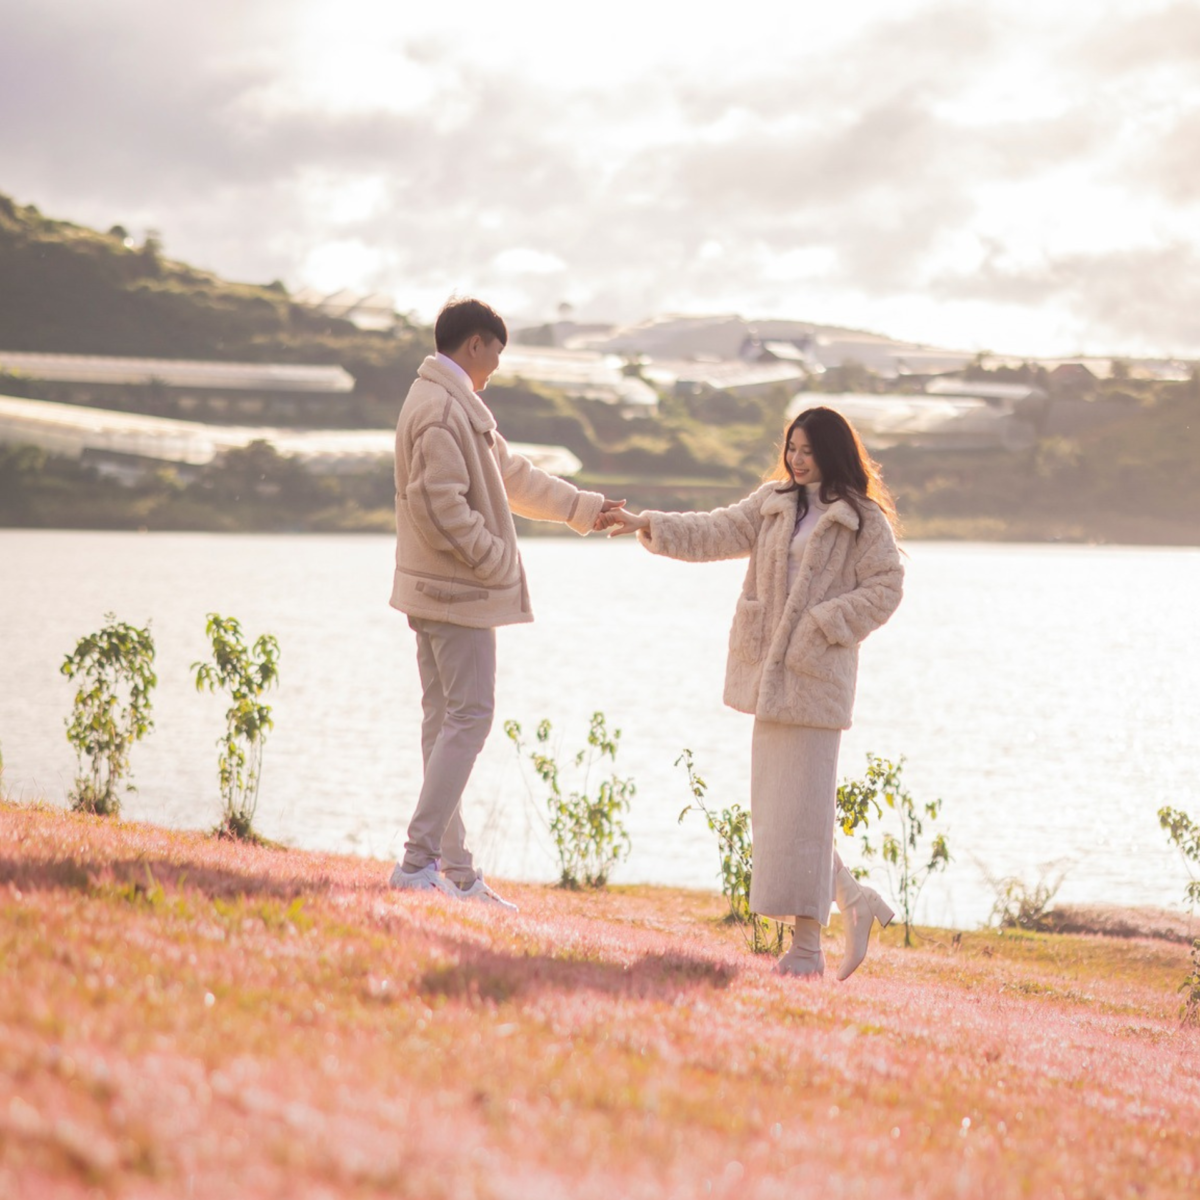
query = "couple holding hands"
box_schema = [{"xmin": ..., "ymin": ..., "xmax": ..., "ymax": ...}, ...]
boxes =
[{"xmin": 388, "ymin": 298, "xmax": 903, "ymax": 981}]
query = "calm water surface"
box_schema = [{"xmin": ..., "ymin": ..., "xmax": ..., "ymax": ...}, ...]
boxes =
[{"xmin": 3, "ymin": 530, "xmax": 1199, "ymax": 928}]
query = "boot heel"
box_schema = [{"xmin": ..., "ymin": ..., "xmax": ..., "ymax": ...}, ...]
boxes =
[{"xmin": 865, "ymin": 888, "xmax": 895, "ymax": 929}]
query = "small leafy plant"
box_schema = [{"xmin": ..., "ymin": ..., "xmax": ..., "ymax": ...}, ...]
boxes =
[
  {"xmin": 836, "ymin": 759, "xmax": 890, "ymax": 840},
  {"xmin": 504, "ymin": 712, "xmax": 633, "ymax": 888},
  {"xmin": 1158, "ymin": 806, "xmax": 1200, "ymax": 911},
  {"xmin": 850, "ymin": 754, "xmax": 949, "ymax": 947},
  {"xmin": 676, "ymin": 749, "xmax": 785, "ymax": 955},
  {"xmin": 61, "ymin": 614, "xmax": 157, "ymax": 815},
  {"xmin": 1180, "ymin": 941, "xmax": 1200, "ymax": 1028},
  {"xmin": 983, "ymin": 863, "xmax": 1067, "ymax": 932},
  {"xmin": 1157, "ymin": 805, "xmax": 1200, "ymax": 1024},
  {"xmin": 192, "ymin": 613, "xmax": 280, "ymax": 841}
]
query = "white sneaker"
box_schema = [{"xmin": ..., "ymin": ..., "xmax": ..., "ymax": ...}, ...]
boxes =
[
  {"xmin": 456, "ymin": 876, "xmax": 519, "ymax": 912},
  {"xmin": 388, "ymin": 862, "xmax": 458, "ymax": 896}
]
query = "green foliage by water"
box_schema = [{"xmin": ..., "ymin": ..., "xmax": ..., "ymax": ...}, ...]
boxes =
[
  {"xmin": 675, "ymin": 749, "xmax": 785, "ymax": 955},
  {"xmin": 5, "ymin": 191, "xmax": 1200, "ymax": 546},
  {"xmin": 1158, "ymin": 806, "xmax": 1200, "ymax": 910},
  {"xmin": 983, "ymin": 865, "xmax": 1067, "ymax": 932},
  {"xmin": 192, "ymin": 614, "xmax": 280, "ymax": 841},
  {"xmin": 1158, "ymin": 804, "xmax": 1200, "ymax": 1024},
  {"xmin": 61, "ymin": 615, "xmax": 157, "ymax": 815},
  {"xmin": 0, "ymin": 440, "xmax": 397, "ymax": 533},
  {"xmin": 505, "ymin": 713, "xmax": 634, "ymax": 889},
  {"xmin": 675, "ymin": 750, "xmax": 949, "ymax": 955},
  {"xmin": 1180, "ymin": 941, "xmax": 1200, "ymax": 1028},
  {"xmin": 849, "ymin": 754, "xmax": 950, "ymax": 947}
]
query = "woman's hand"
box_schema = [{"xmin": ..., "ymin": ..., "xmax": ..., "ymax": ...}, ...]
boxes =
[
  {"xmin": 591, "ymin": 497, "xmax": 628, "ymax": 532},
  {"xmin": 604, "ymin": 508, "xmax": 651, "ymax": 537}
]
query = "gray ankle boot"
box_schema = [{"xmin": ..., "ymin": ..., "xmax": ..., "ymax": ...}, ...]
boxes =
[{"xmin": 775, "ymin": 917, "xmax": 824, "ymax": 979}]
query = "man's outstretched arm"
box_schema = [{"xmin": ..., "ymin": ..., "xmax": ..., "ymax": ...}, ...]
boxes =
[{"xmin": 493, "ymin": 432, "xmax": 610, "ymax": 534}]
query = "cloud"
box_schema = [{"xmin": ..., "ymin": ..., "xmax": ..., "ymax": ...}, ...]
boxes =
[
  {"xmin": 2, "ymin": 0, "xmax": 1199, "ymax": 353},
  {"xmin": 931, "ymin": 241, "xmax": 1200, "ymax": 351},
  {"xmin": 1146, "ymin": 109, "xmax": 1200, "ymax": 202},
  {"xmin": 1077, "ymin": 1, "xmax": 1200, "ymax": 75},
  {"xmin": 0, "ymin": 3, "xmax": 281, "ymax": 189}
]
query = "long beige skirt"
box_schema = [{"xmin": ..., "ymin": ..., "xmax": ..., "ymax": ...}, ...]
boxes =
[{"xmin": 748, "ymin": 718, "xmax": 841, "ymax": 924}]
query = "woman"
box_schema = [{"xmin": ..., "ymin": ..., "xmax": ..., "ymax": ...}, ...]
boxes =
[{"xmin": 611, "ymin": 407, "xmax": 903, "ymax": 979}]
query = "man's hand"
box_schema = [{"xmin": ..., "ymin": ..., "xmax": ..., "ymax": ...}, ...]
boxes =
[{"xmin": 592, "ymin": 497, "xmax": 627, "ymax": 532}]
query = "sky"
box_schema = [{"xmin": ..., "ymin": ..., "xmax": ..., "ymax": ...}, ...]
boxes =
[{"xmin": 2, "ymin": 0, "xmax": 1199, "ymax": 358}]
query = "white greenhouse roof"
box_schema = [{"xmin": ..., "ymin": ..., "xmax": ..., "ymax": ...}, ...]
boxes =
[
  {"xmin": 0, "ymin": 351, "xmax": 354, "ymax": 394},
  {"xmin": 496, "ymin": 346, "xmax": 658, "ymax": 407},
  {"xmin": 0, "ymin": 394, "xmax": 582, "ymax": 477},
  {"xmin": 925, "ymin": 377, "xmax": 1045, "ymax": 402},
  {"xmin": 644, "ymin": 359, "xmax": 809, "ymax": 392},
  {"xmin": 787, "ymin": 392, "xmax": 1033, "ymax": 450}
]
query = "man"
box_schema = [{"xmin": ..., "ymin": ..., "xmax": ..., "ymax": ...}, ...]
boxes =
[{"xmin": 388, "ymin": 297, "xmax": 623, "ymax": 910}]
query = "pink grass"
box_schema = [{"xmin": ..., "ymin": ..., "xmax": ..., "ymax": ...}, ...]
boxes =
[{"xmin": 1, "ymin": 800, "xmax": 1197, "ymax": 1198}]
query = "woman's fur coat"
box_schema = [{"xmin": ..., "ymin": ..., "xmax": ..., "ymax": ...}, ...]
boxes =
[{"xmin": 639, "ymin": 482, "xmax": 903, "ymax": 730}]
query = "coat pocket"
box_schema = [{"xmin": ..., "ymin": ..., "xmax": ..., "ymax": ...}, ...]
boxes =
[
  {"xmin": 729, "ymin": 596, "xmax": 766, "ymax": 664},
  {"xmin": 784, "ymin": 615, "xmax": 838, "ymax": 683},
  {"xmin": 415, "ymin": 580, "xmax": 490, "ymax": 604}
]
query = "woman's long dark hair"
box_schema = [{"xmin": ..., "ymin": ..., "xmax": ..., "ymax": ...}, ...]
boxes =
[{"xmin": 771, "ymin": 406, "xmax": 900, "ymax": 534}]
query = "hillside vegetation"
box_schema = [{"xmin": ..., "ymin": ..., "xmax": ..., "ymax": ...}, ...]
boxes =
[
  {"xmin": 0, "ymin": 192, "xmax": 428, "ymax": 404},
  {"xmin": 879, "ymin": 383, "xmax": 1200, "ymax": 544},
  {"xmin": 1, "ymin": 192, "xmax": 1198, "ymax": 543}
]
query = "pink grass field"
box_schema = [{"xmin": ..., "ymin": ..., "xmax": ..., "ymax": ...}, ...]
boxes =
[{"xmin": 1, "ymin": 801, "xmax": 1197, "ymax": 1200}]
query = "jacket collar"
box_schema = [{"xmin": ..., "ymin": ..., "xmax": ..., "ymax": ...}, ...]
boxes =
[
  {"xmin": 417, "ymin": 355, "xmax": 498, "ymax": 434},
  {"xmin": 760, "ymin": 485, "xmax": 860, "ymax": 531}
]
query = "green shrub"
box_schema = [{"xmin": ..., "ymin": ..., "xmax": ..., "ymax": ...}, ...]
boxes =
[
  {"xmin": 848, "ymin": 754, "xmax": 950, "ymax": 947},
  {"xmin": 1158, "ymin": 806, "xmax": 1200, "ymax": 910},
  {"xmin": 192, "ymin": 614, "xmax": 280, "ymax": 841},
  {"xmin": 1158, "ymin": 805, "xmax": 1200, "ymax": 1023},
  {"xmin": 675, "ymin": 749, "xmax": 785, "ymax": 955},
  {"xmin": 1180, "ymin": 940, "xmax": 1200, "ymax": 1028},
  {"xmin": 505, "ymin": 712, "xmax": 633, "ymax": 889},
  {"xmin": 61, "ymin": 614, "xmax": 157, "ymax": 815},
  {"xmin": 984, "ymin": 866, "xmax": 1066, "ymax": 931}
]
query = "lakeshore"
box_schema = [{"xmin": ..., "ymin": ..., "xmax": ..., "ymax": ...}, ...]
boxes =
[
  {"xmin": 5, "ymin": 531, "xmax": 1200, "ymax": 929},
  {"xmin": 1, "ymin": 800, "xmax": 1196, "ymax": 1199}
]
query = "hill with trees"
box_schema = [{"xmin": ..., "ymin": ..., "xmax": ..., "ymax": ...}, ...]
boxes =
[
  {"xmin": 1, "ymin": 191, "xmax": 1198, "ymax": 543},
  {"xmin": 879, "ymin": 383, "xmax": 1200, "ymax": 544},
  {"xmin": 0, "ymin": 192, "xmax": 428, "ymax": 408}
]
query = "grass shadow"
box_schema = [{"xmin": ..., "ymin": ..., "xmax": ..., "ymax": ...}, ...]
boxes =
[
  {"xmin": 0, "ymin": 853, "xmax": 332, "ymax": 903},
  {"xmin": 415, "ymin": 937, "xmax": 737, "ymax": 1005}
]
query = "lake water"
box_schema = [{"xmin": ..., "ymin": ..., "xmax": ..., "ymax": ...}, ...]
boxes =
[{"xmin": 3, "ymin": 530, "xmax": 1199, "ymax": 929}]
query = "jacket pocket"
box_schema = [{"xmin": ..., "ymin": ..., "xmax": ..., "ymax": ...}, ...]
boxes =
[
  {"xmin": 729, "ymin": 596, "xmax": 766, "ymax": 664},
  {"xmin": 415, "ymin": 580, "xmax": 490, "ymax": 604},
  {"xmin": 784, "ymin": 615, "xmax": 837, "ymax": 683},
  {"xmin": 470, "ymin": 535, "xmax": 517, "ymax": 588}
]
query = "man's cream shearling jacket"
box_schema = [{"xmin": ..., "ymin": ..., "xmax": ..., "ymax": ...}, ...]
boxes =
[
  {"xmin": 390, "ymin": 356, "xmax": 605, "ymax": 628},
  {"xmin": 638, "ymin": 483, "xmax": 903, "ymax": 729}
]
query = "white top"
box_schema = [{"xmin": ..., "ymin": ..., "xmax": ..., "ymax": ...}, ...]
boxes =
[
  {"xmin": 787, "ymin": 486, "xmax": 829, "ymax": 591},
  {"xmin": 435, "ymin": 352, "xmax": 475, "ymax": 392}
]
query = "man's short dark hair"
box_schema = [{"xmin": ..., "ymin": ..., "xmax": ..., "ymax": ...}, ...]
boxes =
[{"xmin": 435, "ymin": 298, "xmax": 508, "ymax": 354}]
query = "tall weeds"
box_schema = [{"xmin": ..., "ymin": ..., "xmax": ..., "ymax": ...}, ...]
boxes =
[
  {"xmin": 1158, "ymin": 805, "xmax": 1200, "ymax": 1024},
  {"xmin": 505, "ymin": 712, "xmax": 634, "ymax": 889},
  {"xmin": 61, "ymin": 614, "xmax": 157, "ymax": 816},
  {"xmin": 192, "ymin": 614, "xmax": 280, "ymax": 842},
  {"xmin": 676, "ymin": 749, "xmax": 785, "ymax": 955}
]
